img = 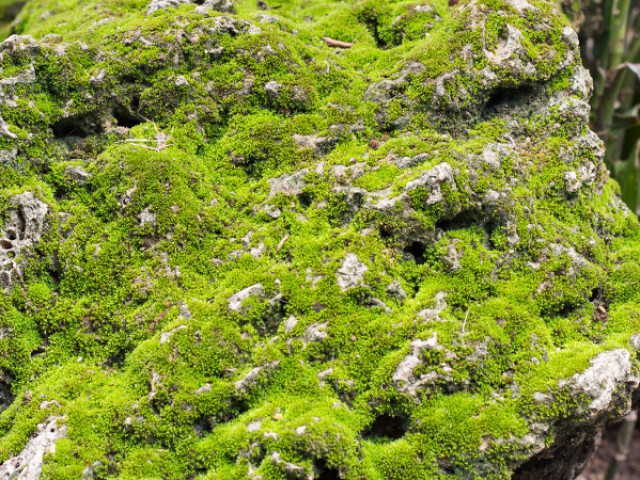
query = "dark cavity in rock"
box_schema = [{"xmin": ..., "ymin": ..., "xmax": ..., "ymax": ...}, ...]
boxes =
[
  {"xmin": 403, "ymin": 241, "xmax": 427, "ymax": 265},
  {"xmin": 484, "ymin": 84, "xmax": 539, "ymax": 116},
  {"xmin": 113, "ymin": 101, "xmax": 144, "ymax": 129},
  {"xmin": 52, "ymin": 113, "xmax": 103, "ymax": 138},
  {"xmin": 363, "ymin": 413, "xmax": 409, "ymax": 440},
  {"xmin": 314, "ymin": 458, "xmax": 341, "ymax": 480}
]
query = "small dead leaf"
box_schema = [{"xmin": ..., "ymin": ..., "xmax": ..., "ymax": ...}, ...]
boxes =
[
  {"xmin": 619, "ymin": 62, "xmax": 640, "ymax": 81},
  {"xmin": 595, "ymin": 304, "xmax": 609, "ymax": 322}
]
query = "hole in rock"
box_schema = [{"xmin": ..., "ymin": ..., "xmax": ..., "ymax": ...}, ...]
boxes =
[
  {"xmin": 0, "ymin": 239, "xmax": 12, "ymax": 250},
  {"xmin": 193, "ymin": 415, "xmax": 213, "ymax": 435},
  {"xmin": 0, "ymin": 379, "xmax": 13, "ymax": 411},
  {"xmin": 113, "ymin": 103, "xmax": 144, "ymax": 129},
  {"xmin": 15, "ymin": 208, "xmax": 25, "ymax": 238},
  {"xmin": 314, "ymin": 459, "xmax": 341, "ymax": 480},
  {"xmin": 378, "ymin": 225, "xmax": 394, "ymax": 240},
  {"xmin": 52, "ymin": 113, "xmax": 102, "ymax": 139},
  {"xmin": 436, "ymin": 209, "xmax": 483, "ymax": 232},
  {"xmin": 363, "ymin": 413, "xmax": 409, "ymax": 440},
  {"xmin": 5, "ymin": 229, "xmax": 16, "ymax": 241},
  {"xmin": 590, "ymin": 287, "xmax": 604, "ymax": 302},
  {"xmin": 298, "ymin": 191, "xmax": 314, "ymax": 208},
  {"xmin": 484, "ymin": 84, "xmax": 537, "ymax": 113},
  {"xmin": 403, "ymin": 241, "xmax": 427, "ymax": 265},
  {"xmin": 30, "ymin": 346, "xmax": 46, "ymax": 358},
  {"xmin": 556, "ymin": 300, "xmax": 579, "ymax": 318},
  {"xmin": 438, "ymin": 464, "xmax": 457, "ymax": 476}
]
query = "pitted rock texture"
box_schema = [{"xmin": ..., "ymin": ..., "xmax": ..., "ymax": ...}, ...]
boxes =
[
  {"xmin": 146, "ymin": 0, "xmax": 235, "ymax": 16},
  {"xmin": 0, "ymin": 192, "xmax": 48, "ymax": 289},
  {"xmin": 0, "ymin": 416, "xmax": 66, "ymax": 480},
  {"xmin": 0, "ymin": 0, "xmax": 638, "ymax": 479}
]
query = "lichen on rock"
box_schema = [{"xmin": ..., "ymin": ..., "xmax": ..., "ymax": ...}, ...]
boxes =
[{"xmin": 0, "ymin": 0, "xmax": 638, "ymax": 478}]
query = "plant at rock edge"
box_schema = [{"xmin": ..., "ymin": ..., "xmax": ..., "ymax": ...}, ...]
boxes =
[{"xmin": 582, "ymin": 0, "xmax": 640, "ymax": 213}]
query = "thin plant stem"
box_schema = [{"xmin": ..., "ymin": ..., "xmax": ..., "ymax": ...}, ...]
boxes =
[{"xmin": 604, "ymin": 410, "xmax": 637, "ymax": 480}]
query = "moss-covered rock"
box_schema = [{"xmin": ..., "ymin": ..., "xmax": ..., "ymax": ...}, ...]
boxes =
[{"xmin": 0, "ymin": 0, "xmax": 638, "ymax": 478}]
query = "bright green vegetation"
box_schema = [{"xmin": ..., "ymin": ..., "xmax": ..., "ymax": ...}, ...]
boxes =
[{"xmin": 0, "ymin": 0, "xmax": 638, "ymax": 478}]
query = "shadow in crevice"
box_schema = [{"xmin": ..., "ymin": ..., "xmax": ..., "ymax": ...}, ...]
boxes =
[
  {"xmin": 113, "ymin": 101, "xmax": 144, "ymax": 129},
  {"xmin": 0, "ymin": 375, "xmax": 14, "ymax": 413},
  {"xmin": 314, "ymin": 458, "xmax": 341, "ymax": 480},
  {"xmin": 403, "ymin": 241, "xmax": 427, "ymax": 265},
  {"xmin": 51, "ymin": 112, "xmax": 103, "ymax": 139},
  {"xmin": 436, "ymin": 209, "xmax": 498, "ymax": 241},
  {"xmin": 363, "ymin": 413, "xmax": 409, "ymax": 441},
  {"xmin": 436, "ymin": 209, "xmax": 483, "ymax": 232},
  {"xmin": 483, "ymin": 84, "xmax": 539, "ymax": 117}
]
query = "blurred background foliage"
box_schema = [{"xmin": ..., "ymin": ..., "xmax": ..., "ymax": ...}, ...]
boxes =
[
  {"xmin": 0, "ymin": 1, "xmax": 23, "ymax": 39},
  {"xmin": 566, "ymin": 0, "xmax": 640, "ymax": 214},
  {"xmin": 0, "ymin": 0, "xmax": 638, "ymax": 213}
]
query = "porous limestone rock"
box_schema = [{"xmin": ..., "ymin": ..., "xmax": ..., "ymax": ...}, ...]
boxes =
[
  {"xmin": 0, "ymin": 192, "xmax": 48, "ymax": 289},
  {"xmin": 228, "ymin": 283, "xmax": 264, "ymax": 312},
  {"xmin": 566, "ymin": 349, "xmax": 637, "ymax": 416},
  {"xmin": 0, "ymin": 416, "xmax": 66, "ymax": 479},
  {"xmin": 336, "ymin": 253, "xmax": 368, "ymax": 291},
  {"xmin": 147, "ymin": 0, "xmax": 234, "ymax": 16},
  {"xmin": 0, "ymin": 0, "xmax": 638, "ymax": 478}
]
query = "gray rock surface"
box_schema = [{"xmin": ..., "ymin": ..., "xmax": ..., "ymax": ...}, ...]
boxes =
[
  {"xmin": 0, "ymin": 192, "xmax": 48, "ymax": 289},
  {"xmin": 0, "ymin": 416, "xmax": 67, "ymax": 480},
  {"xmin": 228, "ymin": 283, "xmax": 264, "ymax": 312},
  {"xmin": 336, "ymin": 253, "xmax": 368, "ymax": 291},
  {"xmin": 567, "ymin": 349, "xmax": 638, "ymax": 416}
]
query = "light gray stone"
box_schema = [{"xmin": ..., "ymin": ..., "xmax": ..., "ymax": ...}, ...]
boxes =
[
  {"xmin": 0, "ymin": 192, "xmax": 48, "ymax": 289},
  {"xmin": 336, "ymin": 253, "xmax": 368, "ymax": 291},
  {"xmin": 0, "ymin": 416, "xmax": 67, "ymax": 480},
  {"xmin": 65, "ymin": 165, "xmax": 92, "ymax": 185},
  {"xmin": 235, "ymin": 361, "xmax": 280, "ymax": 393},
  {"xmin": 568, "ymin": 349, "xmax": 638, "ymax": 415},
  {"xmin": 386, "ymin": 280, "xmax": 407, "ymax": 301},
  {"xmin": 228, "ymin": 284, "xmax": 264, "ymax": 312},
  {"xmin": 392, "ymin": 333, "xmax": 440, "ymax": 397},
  {"xmin": 403, "ymin": 163, "xmax": 454, "ymax": 206}
]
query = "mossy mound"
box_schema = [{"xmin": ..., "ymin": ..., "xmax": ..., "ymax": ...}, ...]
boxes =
[{"xmin": 0, "ymin": 0, "xmax": 639, "ymax": 478}]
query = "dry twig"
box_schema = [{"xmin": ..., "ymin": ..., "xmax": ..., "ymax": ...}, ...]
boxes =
[
  {"xmin": 276, "ymin": 234, "xmax": 290, "ymax": 252},
  {"xmin": 462, "ymin": 307, "xmax": 470, "ymax": 333},
  {"xmin": 147, "ymin": 300, "xmax": 184, "ymax": 333},
  {"xmin": 322, "ymin": 37, "xmax": 354, "ymax": 49}
]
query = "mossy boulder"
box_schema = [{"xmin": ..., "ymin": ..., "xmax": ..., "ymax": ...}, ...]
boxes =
[{"xmin": 0, "ymin": 0, "xmax": 638, "ymax": 478}]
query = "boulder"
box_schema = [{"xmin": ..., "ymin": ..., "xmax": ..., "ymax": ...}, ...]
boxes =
[{"xmin": 0, "ymin": 0, "xmax": 637, "ymax": 478}]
